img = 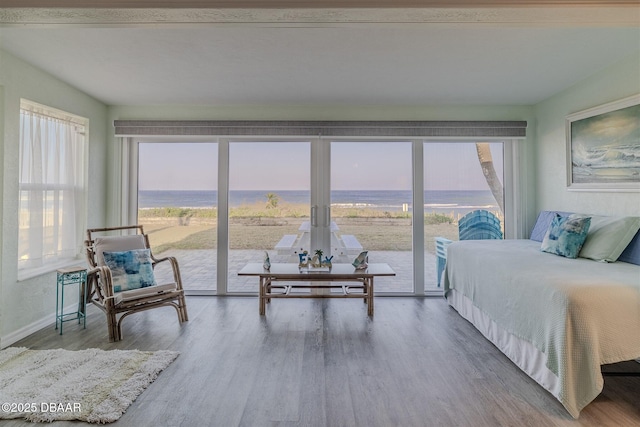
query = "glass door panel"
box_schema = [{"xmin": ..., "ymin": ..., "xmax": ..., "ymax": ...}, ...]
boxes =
[
  {"xmin": 227, "ymin": 141, "xmax": 311, "ymax": 293},
  {"xmin": 424, "ymin": 142, "xmax": 504, "ymax": 290},
  {"xmin": 137, "ymin": 142, "xmax": 218, "ymax": 293},
  {"xmin": 330, "ymin": 141, "xmax": 413, "ymax": 293}
]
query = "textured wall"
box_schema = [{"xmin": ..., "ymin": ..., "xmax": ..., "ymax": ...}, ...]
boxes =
[
  {"xmin": 0, "ymin": 50, "xmax": 108, "ymax": 346},
  {"xmin": 534, "ymin": 53, "xmax": 640, "ymax": 217}
]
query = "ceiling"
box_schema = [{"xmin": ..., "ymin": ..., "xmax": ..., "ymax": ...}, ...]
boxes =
[{"xmin": 0, "ymin": 5, "xmax": 638, "ymax": 106}]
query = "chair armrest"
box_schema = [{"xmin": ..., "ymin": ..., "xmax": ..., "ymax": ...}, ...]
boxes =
[
  {"xmin": 87, "ymin": 266, "xmax": 118, "ymax": 308},
  {"xmin": 152, "ymin": 256, "xmax": 171, "ymax": 264},
  {"xmin": 152, "ymin": 256, "xmax": 184, "ymax": 291},
  {"xmin": 435, "ymin": 237, "xmax": 453, "ymax": 259}
]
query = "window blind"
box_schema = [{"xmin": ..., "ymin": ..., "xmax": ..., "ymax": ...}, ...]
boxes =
[{"xmin": 114, "ymin": 120, "xmax": 526, "ymax": 138}]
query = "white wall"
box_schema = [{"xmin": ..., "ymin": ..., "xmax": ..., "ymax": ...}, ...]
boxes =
[
  {"xmin": 534, "ymin": 53, "xmax": 640, "ymax": 216},
  {"xmin": 0, "ymin": 50, "xmax": 109, "ymax": 347}
]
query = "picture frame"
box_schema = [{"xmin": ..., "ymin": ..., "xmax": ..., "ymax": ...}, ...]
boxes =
[{"xmin": 566, "ymin": 94, "xmax": 640, "ymax": 192}]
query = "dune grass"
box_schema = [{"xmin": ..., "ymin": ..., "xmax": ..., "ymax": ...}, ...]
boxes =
[
  {"xmin": 140, "ymin": 201, "xmax": 460, "ymax": 254},
  {"xmin": 139, "ymin": 202, "xmax": 428, "ymax": 221},
  {"xmin": 143, "ymin": 216, "xmax": 458, "ymax": 255}
]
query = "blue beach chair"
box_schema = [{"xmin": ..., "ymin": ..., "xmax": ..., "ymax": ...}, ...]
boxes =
[
  {"xmin": 458, "ymin": 209, "xmax": 503, "ymax": 241},
  {"xmin": 435, "ymin": 209, "xmax": 503, "ymax": 287}
]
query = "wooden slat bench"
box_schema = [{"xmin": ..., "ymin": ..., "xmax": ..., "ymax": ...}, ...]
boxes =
[
  {"xmin": 275, "ymin": 234, "xmax": 298, "ymax": 255},
  {"xmin": 341, "ymin": 234, "xmax": 363, "ymax": 255}
]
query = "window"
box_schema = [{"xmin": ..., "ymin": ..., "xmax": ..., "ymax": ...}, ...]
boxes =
[
  {"xmin": 120, "ymin": 121, "xmax": 525, "ymax": 295},
  {"xmin": 18, "ymin": 100, "xmax": 88, "ymax": 276}
]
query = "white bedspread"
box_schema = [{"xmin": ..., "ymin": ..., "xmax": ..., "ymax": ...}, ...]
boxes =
[{"xmin": 443, "ymin": 239, "xmax": 640, "ymax": 418}]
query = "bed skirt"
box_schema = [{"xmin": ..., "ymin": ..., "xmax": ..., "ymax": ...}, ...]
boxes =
[{"xmin": 446, "ymin": 289, "xmax": 568, "ymax": 414}]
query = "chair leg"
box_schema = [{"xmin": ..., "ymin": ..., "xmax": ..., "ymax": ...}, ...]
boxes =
[
  {"xmin": 116, "ymin": 320, "xmax": 124, "ymax": 342},
  {"xmin": 179, "ymin": 295, "xmax": 189, "ymax": 322},
  {"xmin": 107, "ymin": 312, "xmax": 118, "ymax": 342}
]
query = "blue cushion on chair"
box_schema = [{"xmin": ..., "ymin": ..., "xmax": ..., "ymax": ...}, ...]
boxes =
[{"xmin": 102, "ymin": 249, "xmax": 157, "ymax": 292}]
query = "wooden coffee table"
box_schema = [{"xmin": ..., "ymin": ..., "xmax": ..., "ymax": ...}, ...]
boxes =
[{"xmin": 238, "ymin": 263, "xmax": 396, "ymax": 316}]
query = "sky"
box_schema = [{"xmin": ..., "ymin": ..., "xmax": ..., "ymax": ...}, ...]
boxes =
[{"xmin": 138, "ymin": 141, "xmax": 503, "ymax": 191}]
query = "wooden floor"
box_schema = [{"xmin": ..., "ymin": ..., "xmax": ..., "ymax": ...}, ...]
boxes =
[{"xmin": 7, "ymin": 297, "xmax": 640, "ymax": 427}]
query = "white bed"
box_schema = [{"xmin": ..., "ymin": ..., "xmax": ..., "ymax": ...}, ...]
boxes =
[{"xmin": 443, "ymin": 237, "xmax": 640, "ymax": 418}]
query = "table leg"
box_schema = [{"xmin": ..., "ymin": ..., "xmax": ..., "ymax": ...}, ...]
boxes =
[
  {"xmin": 266, "ymin": 278, "xmax": 272, "ymax": 304},
  {"xmin": 78, "ymin": 277, "xmax": 87, "ymax": 329},
  {"xmin": 259, "ymin": 277, "xmax": 266, "ymax": 315},
  {"xmin": 367, "ymin": 277, "xmax": 374, "ymax": 316},
  {"xmin": 55, "ymin": 279, "xmax": 61, "ymax": 332},
  {"xmin": 362, "ymin": 279, "xmax": 367, "ymax": 303}
]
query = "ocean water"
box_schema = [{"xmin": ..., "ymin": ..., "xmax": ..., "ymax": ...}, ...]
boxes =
[
  {"xmin": 572, "ymin": 143, "xmax": 640, "ymax": 183},
  {"xmin": 139, "ymin": 190, "xmax": 498, "ymax": 216}
]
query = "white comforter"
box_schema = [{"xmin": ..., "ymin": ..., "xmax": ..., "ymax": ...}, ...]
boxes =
[{"xmin": 443, "ymin": 239, "xmax": 640, "ymax": 418}]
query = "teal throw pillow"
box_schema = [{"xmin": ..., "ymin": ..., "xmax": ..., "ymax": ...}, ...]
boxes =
[
  {"xmin": 102, "ymin": 249, "xmax": 157, "ymax": 292},
  {"xmin": 541, "ymin": 214, "xmax": 591, "ymax": 259}
]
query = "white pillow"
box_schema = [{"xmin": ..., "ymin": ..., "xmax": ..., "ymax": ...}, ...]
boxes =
[
  {"xmin": 94, "ymin": 235, "xmax": 147, "ymax": 266},
  {"xmin": 578, "ymin": 216, "xmax": 640, "ymax": 262}
]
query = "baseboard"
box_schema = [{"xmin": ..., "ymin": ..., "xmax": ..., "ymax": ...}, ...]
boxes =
[{"xmin": 1, "ymin": 303, "xmax": 80, "ymax": 349}]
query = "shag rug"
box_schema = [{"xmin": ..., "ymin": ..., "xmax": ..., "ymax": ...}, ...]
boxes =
[{"xmin": 0, "ymin": 347, "xmax": 179, "ymax": 423}]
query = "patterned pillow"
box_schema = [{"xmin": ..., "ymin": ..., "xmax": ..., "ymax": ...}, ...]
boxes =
[
  {"xmin": 102, "ymin": 249, "xmax": 157, "ymax": 292},
  {"xmin": 540, "ymin": 214, "xmax": 591, "ymax": 259}
]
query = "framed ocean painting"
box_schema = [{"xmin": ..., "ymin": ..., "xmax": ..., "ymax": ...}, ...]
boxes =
[{"xmin": 566, "ymin": 94, "xmax": 640, "ymax": 192}]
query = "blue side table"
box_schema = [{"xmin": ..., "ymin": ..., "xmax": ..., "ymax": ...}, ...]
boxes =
[{"xmin": 56, "ymin": 266, "xmax": 88, "ymax": 334}]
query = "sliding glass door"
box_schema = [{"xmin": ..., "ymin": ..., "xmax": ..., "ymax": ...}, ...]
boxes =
[
  {"xmin": 227, "ymin": 141, "xmax": 311, "ymax": 292},
  {"xmin": 227, "ymin": 140, "xmax": 415, "ymax": 293},
  {"xmin": 137, "ymin": 142, "xmax": 218, "ymax": 293},
  {"xmin": 330, "ymin": 141, "xmax": 413, "ymax": 293},
  {"xmin": 423, "ymin": 142, "xmax": 504, "ymax": 290},
  {"xmin": 133, "ymin": 137, "xmax": 511, "ymax": 296}
]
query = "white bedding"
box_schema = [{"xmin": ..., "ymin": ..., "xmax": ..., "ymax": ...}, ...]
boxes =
[{"xmin": 443, "ymin": 239, "xmax": 640, "ymax": 418}]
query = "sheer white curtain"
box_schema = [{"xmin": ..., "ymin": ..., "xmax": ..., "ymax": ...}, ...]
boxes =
[{"xmin": 18, "ymin": 102, "xmax": 87, "ymax": 272}]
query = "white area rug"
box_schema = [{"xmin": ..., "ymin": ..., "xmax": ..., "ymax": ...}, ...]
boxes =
[{"xmin": 0, "ymin": 347, "xmax": 179, "ymax": 423}]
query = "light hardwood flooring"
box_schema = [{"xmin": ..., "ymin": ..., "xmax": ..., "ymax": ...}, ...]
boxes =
[{"xmin": 6, "ymin": 296, "xmax": 640, "ymax": 427}]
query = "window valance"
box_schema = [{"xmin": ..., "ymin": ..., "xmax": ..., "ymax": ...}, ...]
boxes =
[{"xmin": 114, "ymin": 120, "xmax": 527, "ymax": 138}]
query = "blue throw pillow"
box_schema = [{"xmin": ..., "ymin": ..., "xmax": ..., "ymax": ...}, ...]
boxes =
[
  {"xmin": 540, "ymin": 214, "xmax": 591, "ymax": 259},
  {"xmin": 102, "ymin": 249, "xmax": 157, "ymax": 292},
  {"xmin": 530, "ymin": 210, "xmax": 572, "ymax": 242},
  {"xmin": 618, "ymin": 229, "xmax": 640, "ymax": 265}
]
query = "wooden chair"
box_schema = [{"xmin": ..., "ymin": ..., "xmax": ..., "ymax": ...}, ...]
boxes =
[{"xmin": 85, "ymin": 225, "xmax": 188, "ymax": 342}]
